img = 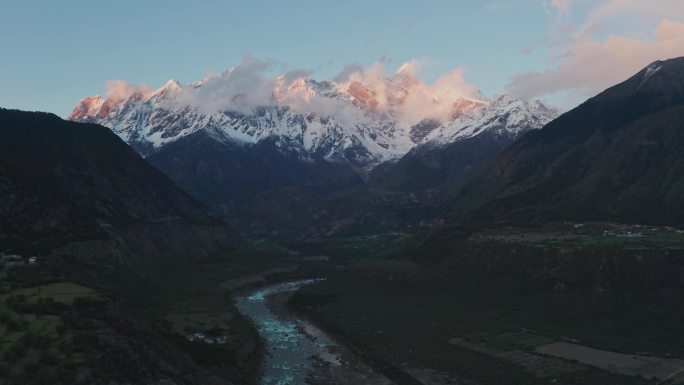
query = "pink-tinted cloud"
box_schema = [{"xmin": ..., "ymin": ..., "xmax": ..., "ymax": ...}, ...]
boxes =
[
  {"xmin": 105, "ymin": 80, "xmax": 152, "ymax": 103},
  {"xmin": 509, "ymin": 1, "xmax": 684, "ymax": 99},
  {"xmin": 107, "ymin": 57, "xmax": 481, "ymax": 126},
  {"xmin": 520, "ymin": 45, "xmax": 535, "ymax": 55},
  {"xmin": 545, "ymin": 0, "xmax": 570, "ymax": 15},
  {"xmin": 331, "ymin": 59, "xmax": 480, "ymax": 124},
  {"xmin": 581, "ymin": 0, "xmax": 684, "ymax": 34}
]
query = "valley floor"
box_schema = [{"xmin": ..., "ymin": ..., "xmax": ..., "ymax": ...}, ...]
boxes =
[
  {"xmin": 4, "ymin": 222, "xmax": 684, "ymax": 385},
  {"xmin": 287, "ymin": 223, "xmax": 684, "ymax": 385}
]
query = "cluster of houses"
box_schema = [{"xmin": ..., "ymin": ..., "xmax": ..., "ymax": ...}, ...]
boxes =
[
  {"xmin": 183, "ymin": 331, "xmax": 230, "ymax": 344},
  {"xmin": 602, "ymin": 230, "xmax": 644, "ymax": 238},
  {"xmin": 0, "ymin": 254, "xmax": 38, "ymax": 270}
]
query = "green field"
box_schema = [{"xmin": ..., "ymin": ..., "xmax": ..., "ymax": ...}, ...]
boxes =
[
  {"xmin": 0, "ymin": 281, "xmax": 98, "ymax": 384},
  {"xmin": 0, "ymin": 239, "xmax": 299, "ymax": 385},
  {"xmin": 5, "ymin": 282, "xmax": 98, "ymax": 305}
]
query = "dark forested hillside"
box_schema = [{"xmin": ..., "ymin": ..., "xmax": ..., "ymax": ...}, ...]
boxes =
[
  {"xmin": 449, "ymin": 58, "xmax": 684, "ymax": 225},
  {"xmin": 147, "ymin": 129, "xmax": 364, "ymax": 236},
  {"xmin": 0, "ymin": 108, "xmax": 241, "ymax": 255}
]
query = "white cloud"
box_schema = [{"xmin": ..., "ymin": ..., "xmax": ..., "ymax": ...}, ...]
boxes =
[{"xmin": 186, "ymin": 56, "xmax": 279, "ymax": 114}]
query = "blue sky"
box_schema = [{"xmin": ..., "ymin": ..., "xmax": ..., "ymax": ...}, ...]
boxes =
[{"xmin": 1, "ymin": 0, "xmax": 683, "ymax": 116}]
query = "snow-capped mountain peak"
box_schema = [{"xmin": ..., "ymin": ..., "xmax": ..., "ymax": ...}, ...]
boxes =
[
  {"xmin": 68, "ymin": 74, "xmax": 558, "ymax": 166},
  {"xmin": 152, "ymin": 79, "xmax": 183, "ymax": 99},
  {"xmin": 69, "ymin": 95, "xmax": 106, "ymax": 121},
  {"xmin": 422, "ymin": 95, "xmax": 559, "ymax": 146}
]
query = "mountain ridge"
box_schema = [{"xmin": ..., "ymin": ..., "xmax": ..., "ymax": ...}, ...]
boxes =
[
  {"xmin": 446, "ymin": 57, "xmax": 684, "ymax": 226},
  {"xmin": 68, "ymin": 74, "xmax": 558, "ymax": 167}
]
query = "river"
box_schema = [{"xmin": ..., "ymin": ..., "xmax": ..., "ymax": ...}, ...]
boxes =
[{"xmin": 234, "ymin": 279, "xmax": 395, "ymax": 385}]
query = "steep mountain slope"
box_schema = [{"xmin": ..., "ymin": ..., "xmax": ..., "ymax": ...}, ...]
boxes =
[
  {"xmin": 369, "ymin": 96, "xmax": 557, "ymax": 192},
  {"xmin": 0, "ymin": 108, "xmax": 250, "ymax": 385},
  {"xmin": 449, "ymin": 57, "xmax": 684, "ymax": 225},
  {"xmin": 368, "ymin": 131, "xmax": 514, "ymax": 192},
  {"xmin": 423, "ymin": 95, "xmax": 557, "ymax": 145},
  {"xmin": 146, "ymin": 129, "xmax": 364, "ymax": 235},
  {"xmin": 68, "ymin": 71, "xmax": 556, "ymax": 236},
  {"xmin": 0, "ymin": 108, "xmax": 240, "ymax": 258}
]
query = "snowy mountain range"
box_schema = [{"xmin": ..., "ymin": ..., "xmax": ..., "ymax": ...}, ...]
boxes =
[{"xmin": 68, "ymin": 70, "xmax": 558, "ymax": 167}]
